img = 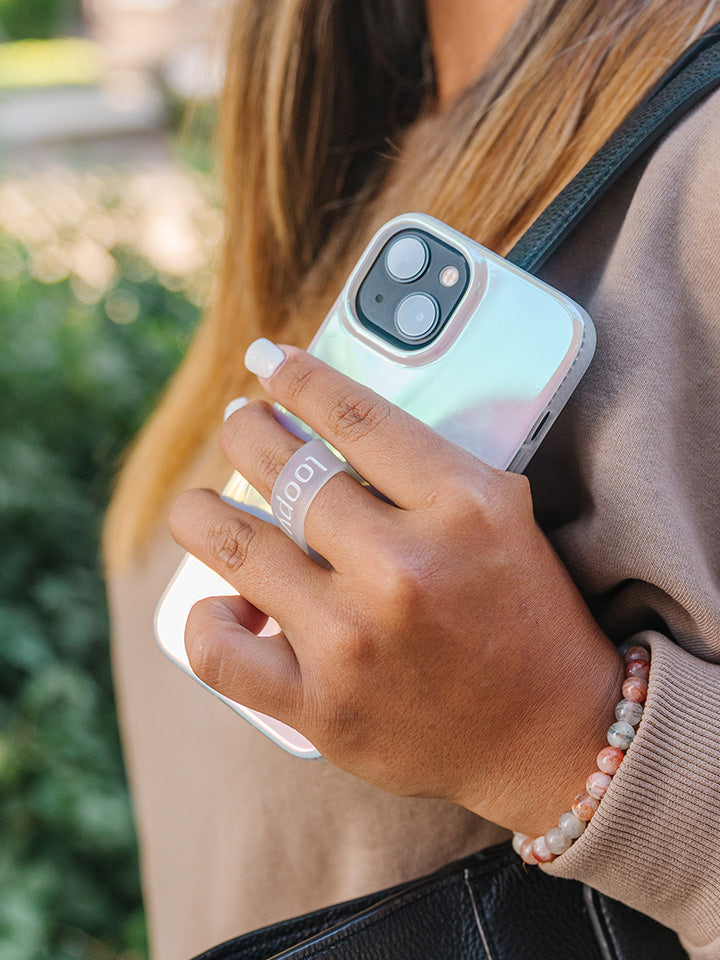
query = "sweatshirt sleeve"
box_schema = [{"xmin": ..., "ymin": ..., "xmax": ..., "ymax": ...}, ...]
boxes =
[
  {"xmin": 528, "ymin": 82, "xmax": 720, "ymax": 958},
  {"xmin": 542, "ymin": 630, "xmax": 720, "ymax": 958}
]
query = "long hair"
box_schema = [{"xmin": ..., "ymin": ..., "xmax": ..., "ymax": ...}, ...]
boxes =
[{"xmin": 103, "ymin": 0, "xmax": 720, "ymax": 571}]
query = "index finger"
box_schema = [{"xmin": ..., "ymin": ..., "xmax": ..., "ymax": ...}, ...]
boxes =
[{"xmin": 245, "ymin": 340, "xmax": 486, "ymax": 508}]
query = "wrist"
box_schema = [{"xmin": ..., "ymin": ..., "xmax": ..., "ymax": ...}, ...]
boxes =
[
  {"xmin": 468, "ymin": 630, "xmax": 625, "ymax": 837},
  {"xmin": 524, "ymin": 641, "xmax": 626, "ymax": 836},
  {"xmin": 513, "ymin": 641, "xmax": 649, "ymax": 864}
]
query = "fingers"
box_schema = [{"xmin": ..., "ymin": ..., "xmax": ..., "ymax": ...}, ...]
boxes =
[
  {"xmin": 169, "ymin": 488, "xmax": 329, "ymax": 625},
  {"xmin": 186, "ymin": 595, "xmax": 302, "ymax": 722},
  {"xmin": 221, "ymin": 400, "xmax": 394, "ymax": 567},
  {"xmin": 245, "ymin": 340, "xmax": 484, "ymax": 508}
]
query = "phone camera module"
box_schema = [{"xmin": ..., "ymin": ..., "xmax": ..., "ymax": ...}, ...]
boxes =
[
  {"xmin": 395, "ymin": 292, "xmax": 439, "ymax": 340},
  {"xmin": 356, "ymin": 227, "xmax": 469, "ymax": 350},
  {"xmin": 385, "ymin": 235, "xmax": 429, "ymax": 282}
]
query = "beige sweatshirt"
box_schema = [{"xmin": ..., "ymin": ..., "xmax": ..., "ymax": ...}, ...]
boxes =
[{"xmin": 107, "ymin": 85, "xmax": 720, "ymax": 960}]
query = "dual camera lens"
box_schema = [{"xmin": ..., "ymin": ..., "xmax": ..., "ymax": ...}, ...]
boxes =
[
  {"xmin": 385, "ymin": 236, "xmax": 437, "ymax": 340},
  {"xmin": 356, "ymin": 228, "xmax": 468, "ymax": 350}
]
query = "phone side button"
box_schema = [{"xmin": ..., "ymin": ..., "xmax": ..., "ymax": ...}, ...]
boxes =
[{"xmin": 529, "ymin": 411, "xmax": 551, "ymax": 442}]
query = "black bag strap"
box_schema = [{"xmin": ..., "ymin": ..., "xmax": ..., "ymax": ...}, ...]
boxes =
[{"xmin": 508, "ymin": 23, "xmax": 720, "ymax": 274}]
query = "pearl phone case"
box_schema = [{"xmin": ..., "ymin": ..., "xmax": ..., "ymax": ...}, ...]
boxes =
[{"xmin": 154, "ymin": 213, "xmax": 596, "ymax": 759}]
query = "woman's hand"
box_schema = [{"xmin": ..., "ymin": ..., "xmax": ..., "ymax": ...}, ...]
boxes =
[{"xmin": 169, "ymin": 343, "xmax": 623, "ymax": 837}]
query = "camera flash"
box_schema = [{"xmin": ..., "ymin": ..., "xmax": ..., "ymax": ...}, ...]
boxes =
[{"xmin": 439, "ymin": 265, "xmax": 460, "ymax": 287}]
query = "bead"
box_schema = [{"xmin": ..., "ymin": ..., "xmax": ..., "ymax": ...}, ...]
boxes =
[
  {"xmin": 586, "ymin": 771, "xmax": 612, "ymax": 799},
  {"xmin": 532, "ymin": 835, "xmax": 556, "ymax": 863},
  {"xmin": 512, "ymin": 832, "xmax": 527, "ymax": 856},
  {"xmin": 626, "ymin": 659, "xmax": 650, "ymax": 681},
  {"xmin": 615, "ymin": 699, "xmax": 643, "ymax": 726},
  {"xmin": 545, "ymin": 827, "xmax": 572, "ymax": 855},
  {"xmin": 558, "ymin": 811, "xmax": 587, "ymax": 839},
  {"xmin": 608, "ymin": 720, "xmax": 635, "ymax": 749},
  {"xmin": 597, "ymin": 746, "xmax": 625, "ymax": 775},
  {"xmin": 520, "ymin": 836, "xmax": 539, "ymax": 865},
  {"xmin": 624, "ymin": 645, "xmax": 650, "ymax": 664},
  {"xmin": 572, "ymin": 792, "xmax": 600, "ymax": 821},
  {"xmin": 515, "ymin": 649, "xmax": 650, "ymax": 862},
  {"xmin": 622, "ymin": 677, "xmax": 648, "ymax": 703}
]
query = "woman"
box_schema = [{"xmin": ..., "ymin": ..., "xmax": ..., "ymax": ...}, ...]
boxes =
[{"xmin": 104, "ymin": 1, "xmax": 720, "ymax": 957}]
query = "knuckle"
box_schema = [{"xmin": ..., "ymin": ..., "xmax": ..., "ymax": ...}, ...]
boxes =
[
  {"xmin": 373, "ymin": 546, "xmax": 428, "ymax": 611},
  {"xmin": 433, "ymin": 472, "xmax": 492, "ymax": 521},
  {"xmin": 283, "ymin": 359, "xmax": 316, "ymax": 403},
  {"xmin": 335, "ymin": 623, "xmax": 378, "ymax": 669},
  {"xmin": 317, "ymin": 596, "xmax": 383, "ymax": 673},
  {"xmin": 308, "ymin": 680, "xmax": 365, "ymax": 745},
  {"xmin": 188, "ymin": 633, "xmax": 233, "ymax": 693},
  {"xmin": 254, "ymin": 443, "xmax": 292, "ymax": 488},
  {"xmin": 464, "ymin": 483, "xmax": 497, "ymax": 522},
  {"xmin": 443, "ymin": 471, "xmax": 534, "ymax": 544},
  {"xmin": 327, "ymin": 394, "xmax": 391, "ymax": 441},
  {"xmin": 184, "ymin": 601, "xmax": 221, "ymax": 686},
  {"xmin": 207, "ymin": 650, "xmax": 243, "ymax": 697},
  {"xmin": 205, "ymin": 516, "xmax": 256, "ymax": 572},
  {"xmin": 455, "ymin": 488, "xmax": 504, "ymax": 542},
  {"xmin": 325, "ymin": 695, "xmax": 365, "ymax": 744}
]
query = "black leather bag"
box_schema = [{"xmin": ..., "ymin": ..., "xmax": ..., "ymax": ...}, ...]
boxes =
[
  {"xmin": 193, "ymin": 842, "xmax": 685, "ymax": 960},
  {"xmin": 192, "ymin": 25, "xmax": 720, "ymax": 960}
]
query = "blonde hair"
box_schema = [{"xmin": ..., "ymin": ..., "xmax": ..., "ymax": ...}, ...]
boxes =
[{"xmin": 104, "ymin": 0, "xmax": 720, "ymax": 571}]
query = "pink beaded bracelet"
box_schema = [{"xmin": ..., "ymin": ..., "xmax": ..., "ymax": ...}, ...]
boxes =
[{"xmin": 512, "ymin": 642, "xmax": 650, "ymax": 866}]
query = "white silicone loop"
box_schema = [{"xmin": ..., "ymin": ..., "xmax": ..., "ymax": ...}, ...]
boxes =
[{"xmin": 270, "ymin": 439, "xmax": 350, "ymax": 554}]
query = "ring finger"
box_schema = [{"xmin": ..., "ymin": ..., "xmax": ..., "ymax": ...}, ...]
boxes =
[{"xmin": 169, "ymin": 487, "xmax": 328, "ymax": 630}]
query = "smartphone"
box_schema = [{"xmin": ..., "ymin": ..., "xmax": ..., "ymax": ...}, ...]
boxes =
[{"xmin": 155, "ymin": 213, "xmax": 596, "ymax": 759}]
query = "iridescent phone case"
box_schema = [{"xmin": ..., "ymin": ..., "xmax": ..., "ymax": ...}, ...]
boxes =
[{"xmin": 155, "ymin": 213, "xmax": 595, "ymax": 759}]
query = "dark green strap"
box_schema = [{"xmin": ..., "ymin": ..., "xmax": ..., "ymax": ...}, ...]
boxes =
[{"xmin": 508, "ymin": 24, "xmax": 720, "ymax": 275}]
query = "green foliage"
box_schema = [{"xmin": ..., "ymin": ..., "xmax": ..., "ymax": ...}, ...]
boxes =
[
  {"xmin": 0, "ymin": 0, "xmax": 81, "ymax": 41},
  {"xmin": 0, "ymin": 229, "xmax": 200, "ymax": 958},
  {"xmin": 0, "ymin": 38, "xmax": 102, "ymax": 89}
]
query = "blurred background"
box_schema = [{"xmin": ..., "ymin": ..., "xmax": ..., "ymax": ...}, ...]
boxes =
[{"xmin": 0, "ymin": 2, "xmax": 226, "ymax": 956}]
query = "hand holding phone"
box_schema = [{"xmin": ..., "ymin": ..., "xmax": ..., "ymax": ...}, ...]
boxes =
[
  {"xmin": 166, "ymin": 327, "xmax": 621, "ymax": 841},
  {"xmin": 156, "ymin": 213, "xmax": 596, "ymax": 758}
]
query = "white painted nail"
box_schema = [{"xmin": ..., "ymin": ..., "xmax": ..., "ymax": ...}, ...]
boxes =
[
  {"xmin": 223, "ymin": 396, "xmax": 248, "ymax": 422},
  {"xmin": 244, "ymin": 338, "xmax": 286, "ymax": 379}
]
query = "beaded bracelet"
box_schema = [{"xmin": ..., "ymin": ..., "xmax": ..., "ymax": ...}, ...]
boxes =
[{"xmin": 512, "ymin": 642, "xmax": 650, "ymax": 866}]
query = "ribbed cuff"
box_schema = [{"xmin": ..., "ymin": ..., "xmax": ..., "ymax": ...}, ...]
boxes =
[{"xmin": 542, "ymin": 631, "xmax": 720, "ymax": 956}]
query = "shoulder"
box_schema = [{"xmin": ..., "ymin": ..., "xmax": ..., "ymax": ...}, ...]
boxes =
[
  {"xmin": 632, "ymin": 85, "xmax": 720, "ymax": 253},
  {"xmin": 597, "ymin": 85, "xmax": 720, "ymax": 317},
  {"xmin": 650, "ymin": 82, "xmax": 720, "ymax": 175}
]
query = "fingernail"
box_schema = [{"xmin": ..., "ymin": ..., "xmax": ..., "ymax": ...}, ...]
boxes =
[
  {"xmin": 223, "ymin": 396, "xmax": 248, "ymax": 422},
  {"xmin": 244, "ymin": 338, "xmax": 286, "ymax": 379}
]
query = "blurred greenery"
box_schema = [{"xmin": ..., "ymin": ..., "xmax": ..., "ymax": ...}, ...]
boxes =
[
  {"xmin": 0, "ymin": 38, "xmax": 102, "ymax": 88},
  {"xmin": 0, "ymin": 223, "xmax": 201, "ymax": 957},
  {"xmin": 0, "ymin": 0, "xmax": 81, "ymax": 41}
]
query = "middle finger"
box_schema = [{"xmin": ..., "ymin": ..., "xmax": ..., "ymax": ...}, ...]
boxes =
[{"xmin": 221, "ymin": 400, "xmax": 394, "ymax": 567}]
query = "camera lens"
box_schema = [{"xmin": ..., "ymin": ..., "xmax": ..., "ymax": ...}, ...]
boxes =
[
  {"xmin": 385, "ymin": 235, "xmax": 429, "ymax": 282},
  {"xmin": 395, "ymin": 293, "xmax": 439, "ymax": 340}
]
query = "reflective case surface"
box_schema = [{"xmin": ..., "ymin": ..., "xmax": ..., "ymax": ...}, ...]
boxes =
[{"xmin": 155, "ymin": 213, "xmax": 596, "ymax": 759}]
